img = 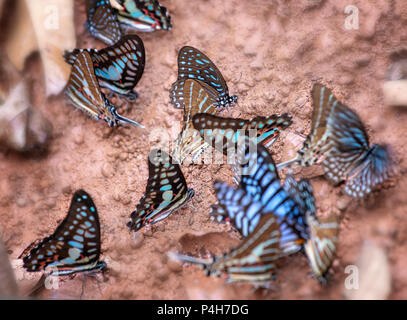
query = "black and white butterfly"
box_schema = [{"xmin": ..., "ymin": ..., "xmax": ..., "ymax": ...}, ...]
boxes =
[{"xmin": 127, "ymin": 149, "xmax": 195, "ymax": 232}]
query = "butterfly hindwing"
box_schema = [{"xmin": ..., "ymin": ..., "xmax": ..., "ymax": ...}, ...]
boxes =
[
  {"xmin": 116, "ymin": 0, "xmax": 172, "ymax": 31},
  {"xmin": 127, "ymin": 149, "xmax": 194, "ymax": 231},
  {"xmin": 86, "ymin": 0, "xmax": 122, "ymax": 45},
  {"xmin": 20, "ymin": 190, "xmax": 105, "ymax": 275}
]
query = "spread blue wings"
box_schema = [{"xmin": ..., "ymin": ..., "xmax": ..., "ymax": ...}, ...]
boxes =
[
  {"xmin": 86, "ymin": 0, "xmax": 122, "ymax": 45},
  {"xmin": 116, "ymin": 0, "xmax": 172, "ymax": 31},
  {"xmin": 170, "ymin": 46, "xmax": 237, "ymax": 109},
  {"xmin": 64, "ymin": 35, "xmax": 145, "ymax": 100},
  {"xmin": 323, "ymin": 95, "xmax": 393, "ymax": 198},
  {"xmin": 127, "ymin": 149, "xmax": 195, "ymax": 232},
  {"xmin": 211, "ymin": 141, "xmax": 310, "ymax": 254},
  {"xmin": 19, "ymin": 190, "xmax": 106, "ymax": 276}
]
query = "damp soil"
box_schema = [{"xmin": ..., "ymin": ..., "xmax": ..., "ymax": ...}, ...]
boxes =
[{"xmin": 1, "ymin": 0, "xmax": 407, "ymax": 299}]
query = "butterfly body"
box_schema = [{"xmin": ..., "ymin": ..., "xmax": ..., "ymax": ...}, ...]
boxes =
[
  {"xmin": 127, "ymin": 149, "xmax": 194, "ymax": 232},
  {"xmin": 116, "ymin": 0, "xmax": 172, "ymax": 31},
  {"xmin": 86, "ymin": 0, "xmax": 122, "ymax": 45},
  {"xmin": 65, "ymin": 51, "xmax": 144, "ymax": 127},
  {"xmin": 20, "ymin": 190, "xmax": 106, "ymax": 277},
  {"xmin": 170, "ymin": 46, "xmax": 237, "ymax": 110},
  {"xmin": 64, "ymin": 35, "xmax": 145, "ymax": 100}
]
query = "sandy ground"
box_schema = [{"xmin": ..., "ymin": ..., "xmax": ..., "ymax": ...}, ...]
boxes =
[{"xmin": 0, "ymin": 0, "xmax": 407, "ymax": 299}]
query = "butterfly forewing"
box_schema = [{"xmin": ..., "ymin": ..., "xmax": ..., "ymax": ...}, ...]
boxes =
[
  {"xmin": 64, "ymin": 35, "xmax": 145, "ymax": 99},
  {"xmin": 304, "ymin": 213, "xmax": 339, "ymax": 281},
  {"xmin": 21, "ymin": 190, "xmax": 104, "ymax": 275},
  {"xmin": 86, "ymin": 0, "xmax": 122, "ymax": 45},
  {"xmin": 170, "ymin": 46, "xmax": 237, "ymax": 109},
  {"xmin": 117, "ymin": 0, "xmax": 172, "ymax": 31},
  {"xmin": 127, "ymin": 149, "xmax": 194, "ymax": 231},
  {"xmin": 192, "ymin": 113, "xmax": 293, "ymax": 155}
]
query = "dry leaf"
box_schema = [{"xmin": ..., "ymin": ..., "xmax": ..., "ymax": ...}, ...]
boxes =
[{"xmin": 5, "ymin": 0, "xmax": 76, "ymax": 97}]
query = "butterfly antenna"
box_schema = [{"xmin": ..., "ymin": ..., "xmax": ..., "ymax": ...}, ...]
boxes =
[
  {"xmin": 167, "ymin": 252, "xmax": 212, "ymax": 267},
  {"xmin": 276, "ymin": 155, "xmax": 300, "ymax": 170}
]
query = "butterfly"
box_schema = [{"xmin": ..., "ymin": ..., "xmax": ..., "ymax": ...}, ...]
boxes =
[
  {"xmin": 192, "ymin": 113, "xmax": 293, "ymax": 158},
  {"xmin": 210, "ymin": 140, "xmax": 311, "ymax": 254},
  {"xmin": 65, "ymin": 50, "xmax": 144, "ymax": 127},
  {"xmin": 116, "ymin": 0, "xmax": 172, "ymax": 32},
  {"xmin": 171, "ymin": 79, "xmax": 220, "ymax": 164},
  {"xmin": 86, "ymin": 0, "xmax": 122, "ymax": 45},
  {"xmin": 127, "ymin": 149, "xmax": 195, "ymax": 232},
  {"xmin": 19, "ymin": 190, "xmax": 106, "ymax": 276},
  {"xmin": 64, "ymin": 35, "xmax": 145, "ymax": 100},
  {"xmin": 170, "ymin": 46, "xmax": 237, "ymax": 110},
  {"xmin": 277, "ymin": 83, "xmax": 336, "ymax": 169},
  {"xmin": 168, "ymin": 213, "xmax": 281, "ymax": 283},
  {"xmin": 304, "ymin": 212, "xmax": 339, "ymax": 282},
  {"xmin": 323, "ymin": 102, "xmax": 394, "ymax": 198}
]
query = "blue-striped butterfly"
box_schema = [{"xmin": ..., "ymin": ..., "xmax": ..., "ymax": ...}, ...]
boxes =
[
  {"xmin": 283, "ymin": 176, "xmax": 315, "ymax": 217},
  {"xmin": 170, "ymin": 46, "xmax": 237, "ymax": 110},
  {"xmin": 64, "ymin": 35, "xmax": 145, "ymax": 100},
  {"xmin": 65, "ymin": 51, "xmax": 144, "ymax": 127},
  {"xmin": 19, "ymin": 190, "xmax": 106, "ymax": 276},
  {"xmin": 304, "ymin": 212, "xmax": 339, "ymax": 282},
  {"xmin": 323, "ymin": 102, "xmax": 394, "ymax": 198},
  {"xmin": 86, "ymin": 0, "xmax": 122, "ymax": 45},
  {"xmin": 192, "ymin": 113, "xmax": 292, "ymax": 157},
  {"xmin": 210, "ymin": 140, "xmax": 311, "ymax": 254},
  {"xmin": 116, "ymin": 0, "xmax": 172, "ymax": 31},
  {"xmin": 277, "ymin": 83, "xmax": 336, "ymax": 169},
  {"xmin": 171, "ymin": 79, "xmax": 220, "ymax": 164},
  {"xmin": 168, "ymin": 213, "xmax": 281, "ymax": 283},
  {"xmin": 127, "ymin": 149, "xmax": 195, "ymax": 232}
]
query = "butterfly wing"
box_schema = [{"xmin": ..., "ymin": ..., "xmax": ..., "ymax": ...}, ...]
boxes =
[
  {"xmin": 297, "ymin": 83, "xmax": 338, "ymax": 166},
  {"xmin": 170, "ymin": 46, "xmax": 236, "ymax": 109},
  {"xmin": 192, "ymin": 113, "xmax": 293, "ymax": 155},
  {"xmin": 322, "ymin": 101, "xmax": 370, "ymax": 185},
  {"xmin": 210, "ymin": 214, "xmax": 281, "ymax": 283},
  {"xmin": 283, "ymin": 177, "xmax": 316, "ymax": 217},
  {"xmin": 64, "ymin": 35, "xmax": 145, "ymax": 99},
  {"xmin": 304, "ymin": 213, "xmax": 339, "ymax": 281},
  {"xmin": 117, "ymin": 0, "xmax": 172, "ymax": 31},
  {"xmin": 65, "ymin": 51, "xmax": 108, "ymax": 121},
  {"xmin": 343, "ymin": 144, "xmax": 393, "ymax": 198},
  {"xmin": 172, "ymin": 79, "xmax": 218, "ymax": 163},
  {"xmin": 127, "ymin": 149, "xmax": 194, "ymax": 231},
  {"xmin": 86, "ymin": 0, "xmax": 122, "ymax": 45},
  {"xmin": 21, "ymin": 190, "xmax": 103, "ymax": 275}
]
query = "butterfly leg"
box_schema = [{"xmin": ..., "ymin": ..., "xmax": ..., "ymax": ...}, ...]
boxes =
[{"xmin": 80, "ymin": 274, "xmax": 87, "ymax": 300}]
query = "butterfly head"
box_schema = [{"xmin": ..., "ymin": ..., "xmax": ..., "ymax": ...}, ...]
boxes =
[
  {"xmin": 105, "ymin": 100, "xmax": 144, "ymax": 128},
  {"xmin": 186, "ymin": 188, "xmax": 195, "ymax": 201}
]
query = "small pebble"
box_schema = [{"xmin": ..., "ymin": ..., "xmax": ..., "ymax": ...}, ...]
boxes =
[
  {"xmin": 167, "ymin": 258, "xmax": 183, "ymax": 273},
  {"xmin": 120, "ymin": 194, "xmax": 131, "ymax": 205},
  {"xmin": 101, "ymin": 163, "xmax": 114, "ymax": 178},
  {"xmin": 62, "ymin": 185, "xmax": 72, "ymax": 195},
  {"xmin": 337, "ymin": 198, "xmax": 351, "ymax": 211},
  {"xmin": 16, "ymin": 197, "xmax": 27, "ymax": 208},
  {"xmin": 131, "ymin": 233, "xmax": 144, "ymax": 249}
]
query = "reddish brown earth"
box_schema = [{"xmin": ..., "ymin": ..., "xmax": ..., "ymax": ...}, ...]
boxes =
[{"xmin": 1, "ymin": 0, "xmax": 407, "ymax": 299}]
